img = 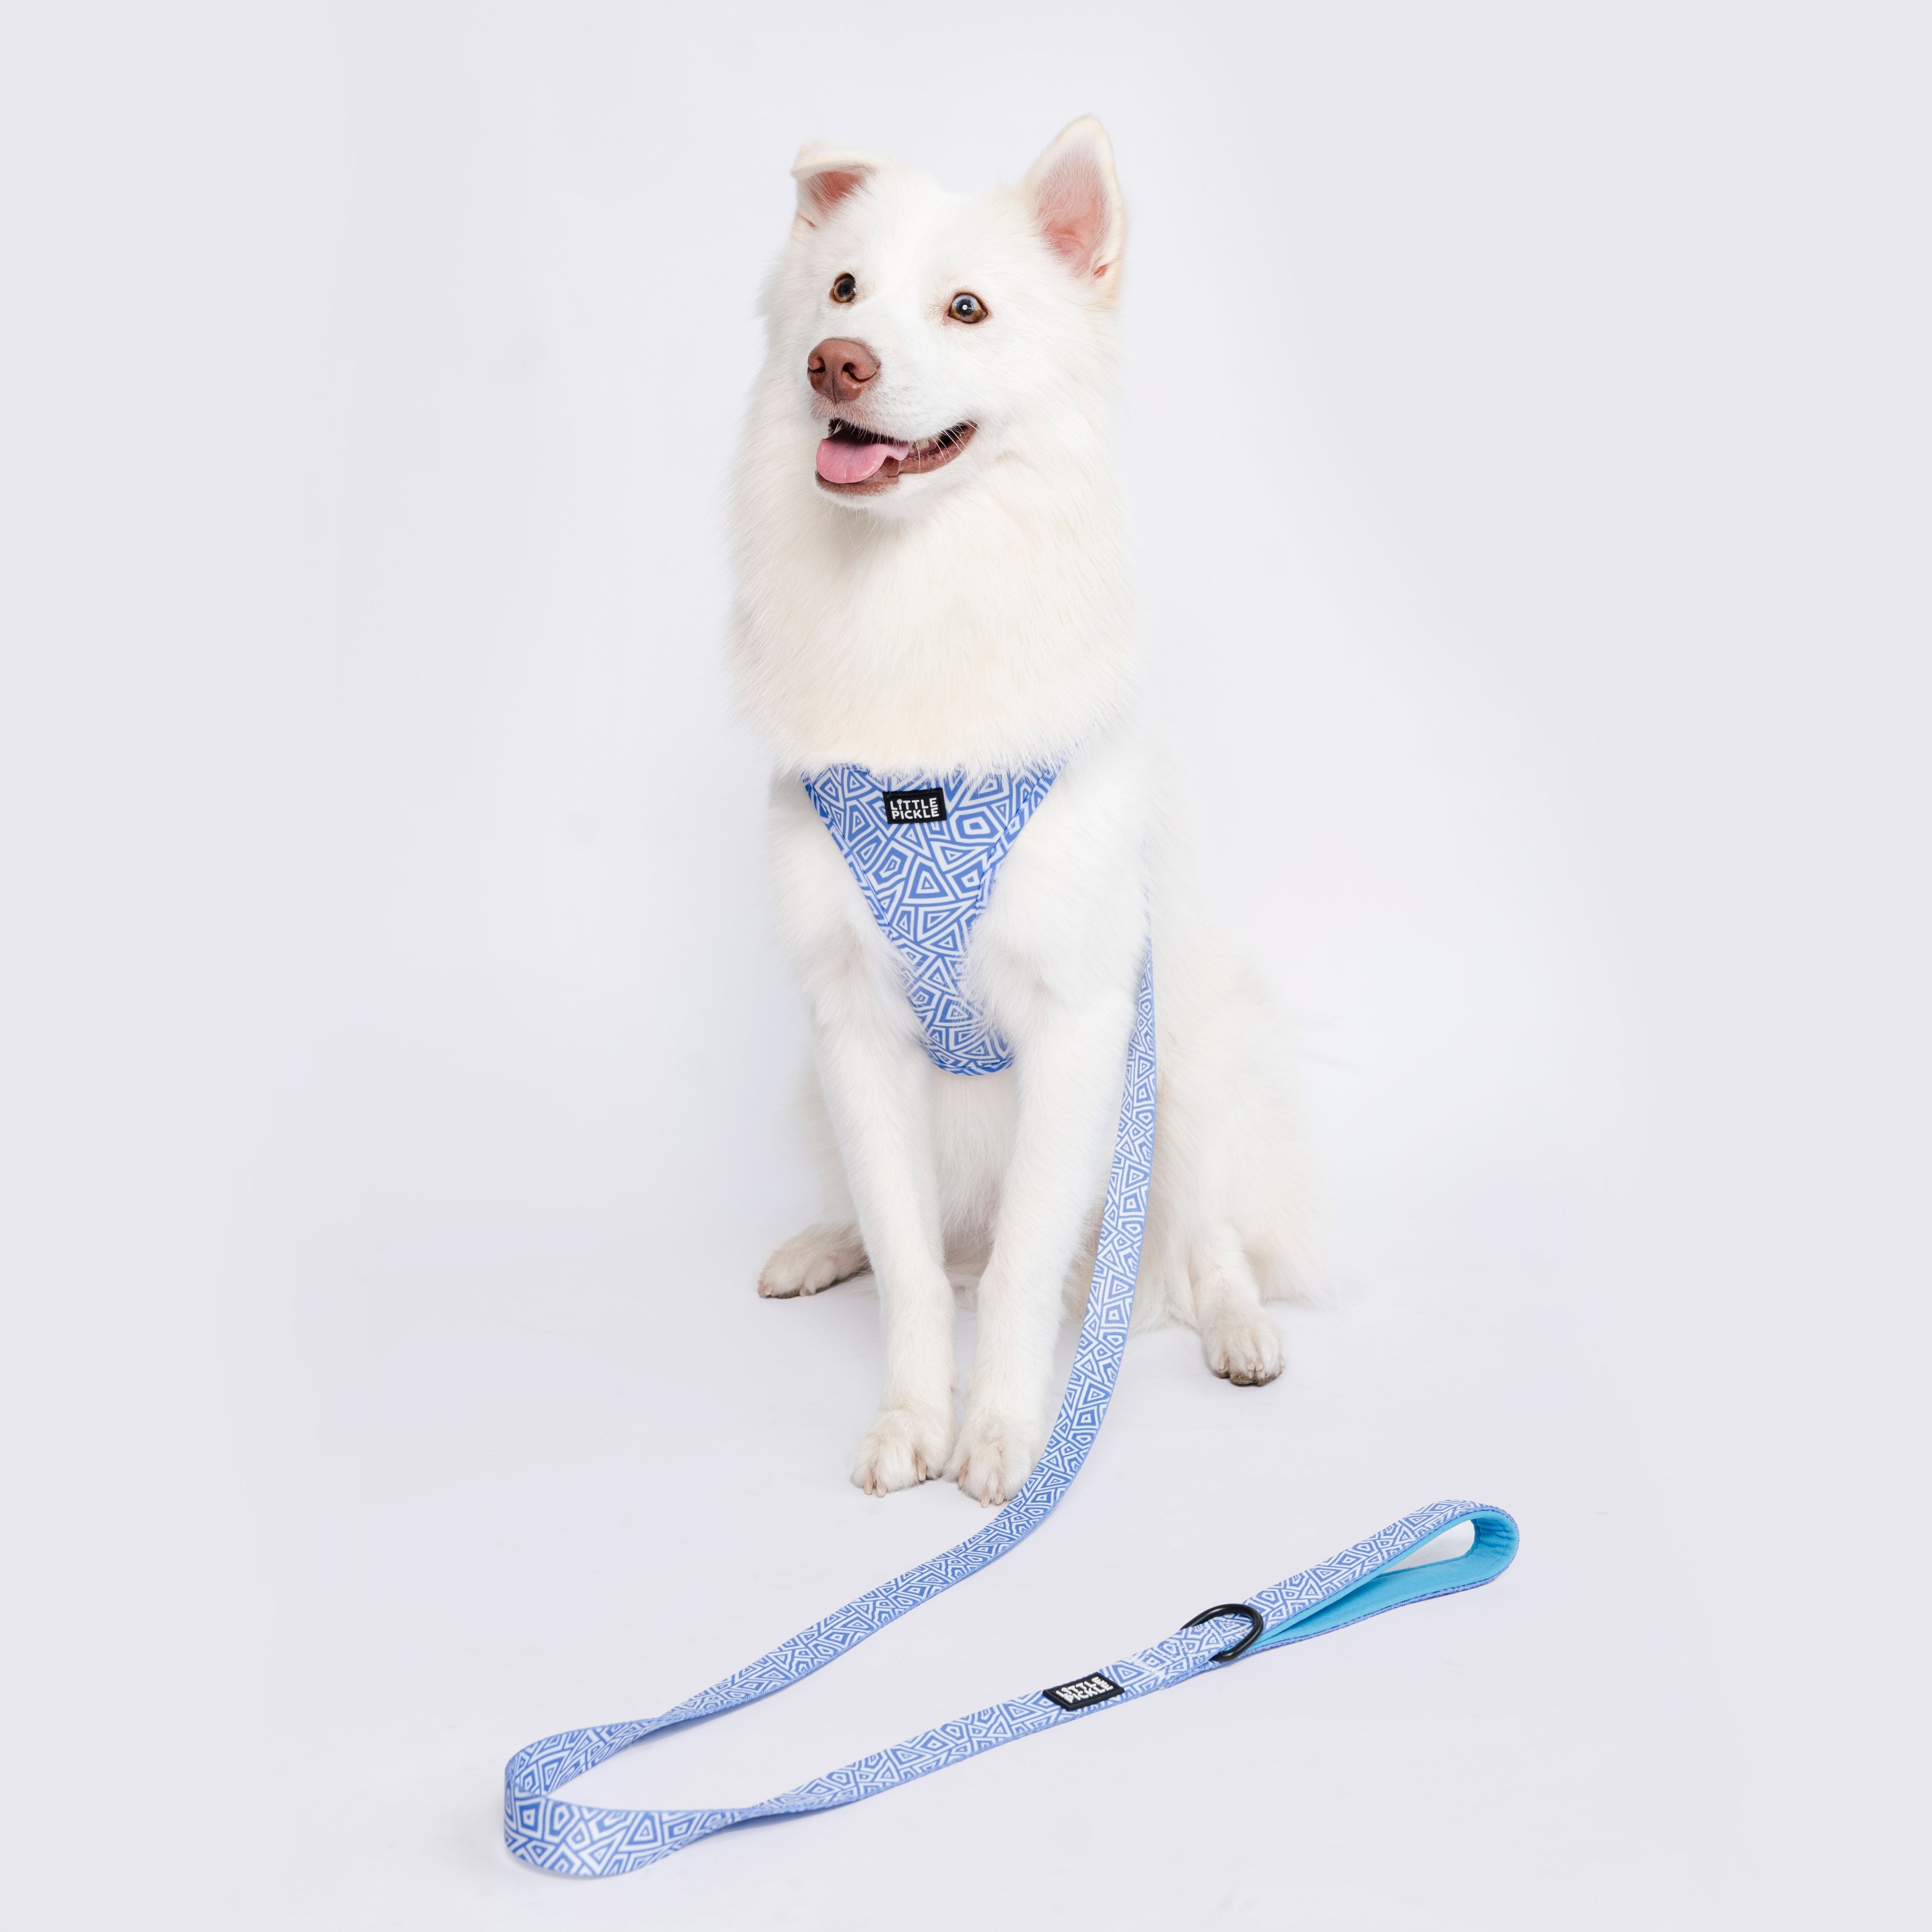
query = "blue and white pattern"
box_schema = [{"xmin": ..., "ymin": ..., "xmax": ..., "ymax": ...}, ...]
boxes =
[
  {"xmin": 502, "ymin": 1479, "xmax": 1520, "ymax": 1877},
  {"xmin": 502, "ymin": 761, "xmax": 1520, "ymax": 1879},
  {"xmin": 801, "ymin": 763, "xmax": 1061, "ymax": 1075},
  {"xmin": 505, "ymin": 939, "xmax": 1156, "ymax": 1875}
]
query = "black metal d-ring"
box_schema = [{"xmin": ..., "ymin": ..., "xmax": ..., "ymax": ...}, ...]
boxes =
[{"xmin": 1183, "ymin": 1601, "xmax": 1266, "ymax": 1662}]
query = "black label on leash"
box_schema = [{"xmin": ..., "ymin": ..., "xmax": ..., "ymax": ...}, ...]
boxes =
[
  {"xmin": 1042, "ymin": 1671, "xmax": 1124, "ymax": 1712},
  {"xmin": 881, "ymin": 786, "xmax": 946, "ymax": 824}
]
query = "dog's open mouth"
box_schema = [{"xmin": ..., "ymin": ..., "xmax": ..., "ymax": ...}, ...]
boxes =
[{"xmin": 816, "ymin": 418, "xmax": 976, "ymax": 493}]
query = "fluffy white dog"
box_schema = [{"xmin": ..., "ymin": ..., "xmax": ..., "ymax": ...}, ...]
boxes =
[{"xmin": 732, "ymin": 119, "xmax": 1320, "ymax": 1505}]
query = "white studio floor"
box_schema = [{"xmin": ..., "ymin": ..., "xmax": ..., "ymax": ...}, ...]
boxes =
[{"xmin": 4, "ymin": 7, "xmax": 1924, "ymax": 1928}]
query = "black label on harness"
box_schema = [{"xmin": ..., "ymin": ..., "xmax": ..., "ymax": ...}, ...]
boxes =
[
  {"xmin": 1042, "ymin": 1671, "xmax": 1124, "ymax": 1712},
  {"xmin": 881, "ymin": 787, "xmax": 946, "ymax": 825}
]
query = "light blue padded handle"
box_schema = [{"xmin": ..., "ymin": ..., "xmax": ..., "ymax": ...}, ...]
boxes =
[{"xmin": 1248, "ymin": 1503, "xmax": 1521, "ymax": 1651}]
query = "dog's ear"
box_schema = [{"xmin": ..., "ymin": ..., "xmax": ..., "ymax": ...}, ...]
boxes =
[
  {"xmin": 1024, "ymin": 117, "xmax": 1126, "ymax": 293},
  {"xmin": 791, "ymin": 142, "xmax": 892, "ymax": 230}
]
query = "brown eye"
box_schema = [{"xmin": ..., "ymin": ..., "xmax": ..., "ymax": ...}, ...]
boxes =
[
  {"xmin": 949, "ymin": 291, "xmax": 988, "ymax": 324},
  {"xmin": 830, "ymin": 273, "xmax": 857, "ymax": 303}
]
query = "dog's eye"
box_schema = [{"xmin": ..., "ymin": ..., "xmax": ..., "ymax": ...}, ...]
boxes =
[
  {"xmin": 830, "ymin": 273, "xmax": 857, "ymax": 304},
  {"xmin": 948, "ymin": 291, "xmax": 988, "ymax": 325}
]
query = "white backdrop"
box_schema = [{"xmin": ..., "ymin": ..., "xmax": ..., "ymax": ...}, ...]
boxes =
[{"xmin": 3, "ymin": 5, "xmax": 1925, "ymax": 1927}]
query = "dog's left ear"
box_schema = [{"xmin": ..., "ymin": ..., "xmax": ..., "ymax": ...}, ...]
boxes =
[
  {"xmin": 1024, "ymin": 117, "xmax": 1126, "ymax": 294},
  {"xmin": 791, "ymin": 141, "xmax": 893, "ymax": 230}
]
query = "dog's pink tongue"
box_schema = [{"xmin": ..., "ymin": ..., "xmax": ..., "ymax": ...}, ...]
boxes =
[{"xmin": 818, "ymin": 436, "xmax": 910, "ymax": 485}]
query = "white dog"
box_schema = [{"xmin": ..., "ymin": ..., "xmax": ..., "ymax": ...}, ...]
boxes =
[{"xmin": 731, "ymin": 119, "xmax": 1320, "ymax": 1506}]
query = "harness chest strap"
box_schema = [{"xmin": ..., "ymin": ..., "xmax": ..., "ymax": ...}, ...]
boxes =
[
  {"xmin": 502, "ymin": 766, "xmax": 1519, "ymax": 1878},
  {"xmin": 801, "ymin": 761, "xmax": 1063, "ymax": 1074}
]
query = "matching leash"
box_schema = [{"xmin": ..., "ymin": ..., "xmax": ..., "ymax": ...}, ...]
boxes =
[{"xmin": 502, "ymin": 949, "xmax": 1518, "ymax": 1877}]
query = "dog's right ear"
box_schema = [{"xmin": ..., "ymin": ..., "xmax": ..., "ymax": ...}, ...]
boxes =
[
  {"xmin": 1024, "ymin": 117, "xmax": 1126, "ymax": 293},
  {"xmin": 791, "ymin": 142, "xmax": 892, "ymax": 231}
]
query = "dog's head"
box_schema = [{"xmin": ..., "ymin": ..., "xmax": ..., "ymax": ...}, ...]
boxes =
[{"xmin": 758, "ymin": 118, "xmax": 1127, "ymax": 519}]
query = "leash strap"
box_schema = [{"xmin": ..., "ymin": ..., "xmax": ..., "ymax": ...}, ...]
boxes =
[
  {"xmin": 502, "ymin": 949, "xmax": 1517, "ymax": 1875},
  {"xmin": 505, "ymin": 1503, "xmax": 1517, "ymax": 1880}
]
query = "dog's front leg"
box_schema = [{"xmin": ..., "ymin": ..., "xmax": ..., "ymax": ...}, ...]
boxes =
[
  {"xmin": 811, "ymin": 979, "xmax": 957, "ymax": 1495},
  {"xmin": 948, "ymin": 989, "xmax": 1136, "ymax": 1504}
]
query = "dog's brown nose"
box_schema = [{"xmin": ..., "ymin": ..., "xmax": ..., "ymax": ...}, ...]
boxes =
[{"xmin": 807, "ymin": 337, "xmax": 879, "ymax": 405}]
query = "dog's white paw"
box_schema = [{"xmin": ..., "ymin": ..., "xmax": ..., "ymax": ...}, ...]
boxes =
[
  {"xmin": 946, "ymin": 1415, "xmax": 1041, "ymax": 1507},
  {"xmin": 852, "ymin": 1406, "xmax": 951, "ymax": 1496},
  {"xmin": 758, "ymin": 1222, "xmax": 867, "ymax": 1299},
  {"xmin": 1201, "ymin": 1310, "xmax": 1284, "ymax": 1386}
]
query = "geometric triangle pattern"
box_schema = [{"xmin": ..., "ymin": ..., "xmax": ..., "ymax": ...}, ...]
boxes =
[
  {"xmin": 799, "ymin": 763, "xmax": 1063, "ymax": 1075},
  {"xmin": 501, "ymin": 1486, "xmax": 1521, "ymax": 1876},
  {"xmin": 499, "ymin": 766, "xmax": 1522, "ymax": 1879}
]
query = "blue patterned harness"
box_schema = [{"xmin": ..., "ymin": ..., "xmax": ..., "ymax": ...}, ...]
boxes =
[
  {"xmin": 503, "ymin": 763, "xmax": 1518, "ymax": 1877},
  {"xmin": 801, "ymin": 761, "xmax": 1061, "ymax": 1073}
]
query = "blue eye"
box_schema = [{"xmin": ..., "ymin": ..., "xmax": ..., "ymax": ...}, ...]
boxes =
[{"xmin": 949, "ymin": 291, "xmax": 988, "ymax": 324}]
